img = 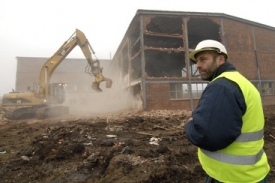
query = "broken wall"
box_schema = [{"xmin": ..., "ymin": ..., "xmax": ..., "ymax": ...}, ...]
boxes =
[{"xmin": 112, "ymin": 10, "xmax": 275, "ymax": 111}]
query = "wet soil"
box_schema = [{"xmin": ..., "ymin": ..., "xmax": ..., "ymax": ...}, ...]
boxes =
[{"xmin": 0, "ymin": 106, "xmax": 274, "ymax": 183}]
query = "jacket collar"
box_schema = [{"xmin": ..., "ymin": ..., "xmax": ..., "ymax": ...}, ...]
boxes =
[{"xmin": 210, "ymin": 62, "xmax": 236, "ymax": 81}]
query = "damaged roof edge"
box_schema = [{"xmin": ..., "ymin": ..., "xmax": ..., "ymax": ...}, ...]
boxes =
[
  {"xmin": 112, "ymin": 9, "xmax": 275, "ymax": 61},
  {"xmin": 136, "ymin": 9, "xmax": 275, "ymax": 30}
]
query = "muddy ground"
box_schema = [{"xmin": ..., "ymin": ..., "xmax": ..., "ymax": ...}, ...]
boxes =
[{"xmin": 0, "ymin": 106, "xmax": 274, "ymax": 183}]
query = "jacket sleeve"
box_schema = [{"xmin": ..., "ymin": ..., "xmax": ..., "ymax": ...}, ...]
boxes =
[{"xmin": 184, "ymin": 78, "xmax": 246, "ymax": 151}]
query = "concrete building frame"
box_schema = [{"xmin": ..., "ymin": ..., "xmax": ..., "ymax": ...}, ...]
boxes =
[{"xmin": 111, "ymin": 9, "xmax": 275, "ymax": 111}]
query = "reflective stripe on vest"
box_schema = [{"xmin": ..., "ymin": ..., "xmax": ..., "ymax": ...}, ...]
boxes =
[
  {"xmin": 235, "ymin": 129, "xmax": 263, "ymax": 142},
  {"xmin": 201, "ymin": 129, "xmax": 264, "ymax": 165},
  {"xmin": 201, "ymin": 149, "xmax": 264, "ymax": 165}
]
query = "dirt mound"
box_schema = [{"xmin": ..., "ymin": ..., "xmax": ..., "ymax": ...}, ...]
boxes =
[{"xmin": 0, "ymin": 108, "xmax": 274, "ymax": 183}]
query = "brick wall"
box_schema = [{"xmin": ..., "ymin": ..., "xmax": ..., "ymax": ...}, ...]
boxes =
[
  {"xmin": 222, "ymin": 18, "xmax": 258, "ymax": 79},
  {"xmin": 262, "ymin": 95, "xmax": 275, "ymax": 106},
  {"xmin": 254, "ymin": 27, "xmax": 275, "ymax": 80},
  {"xmin": 146, "ymin": 83, "xmax": 193, "ymax": 111},
  {"xmin": 144, "ymin": 17, "xmax": 275, "ymax": 111}
]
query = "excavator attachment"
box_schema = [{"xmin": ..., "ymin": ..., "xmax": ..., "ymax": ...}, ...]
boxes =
[
  {"xmin": 91, "ymin": 73, "xmax": 113, "ymax": 92},
  {"xmin": 105, "ymin": 78, "xmax": 113, "ymax": 88}
]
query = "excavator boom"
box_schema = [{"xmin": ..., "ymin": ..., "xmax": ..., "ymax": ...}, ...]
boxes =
[{"xmin": 39, "ymin": 29, "xmax": 112, "ymax": 100}]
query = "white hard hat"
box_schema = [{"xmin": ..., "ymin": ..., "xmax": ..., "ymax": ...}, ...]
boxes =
[{"xmin": 189, "ymin": 40, "xmax": 228, "ymax": 61}]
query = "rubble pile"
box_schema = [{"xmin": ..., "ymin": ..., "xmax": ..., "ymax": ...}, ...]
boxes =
[{"xmin": 0, "ymin": 108, "xmax": 274, "ymax": 183}]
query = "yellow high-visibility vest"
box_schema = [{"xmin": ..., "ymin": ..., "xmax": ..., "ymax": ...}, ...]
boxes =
[{"xmin": 198, "ymin": 71, "xmax": 270, "ymax": 183}]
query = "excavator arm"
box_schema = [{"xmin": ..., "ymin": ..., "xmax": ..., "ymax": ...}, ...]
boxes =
[
  {"xmin": 75, "ymin": 29, "xmax": 112, "ymax": 91},
  {"xmin": 39, "ymin": 29, "xmax": 112, "ymax": 100}
]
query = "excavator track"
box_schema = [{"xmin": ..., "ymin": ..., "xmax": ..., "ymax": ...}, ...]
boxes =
[
  {"xmin": 3, "ymin": 105, "xmax": 69, "ymax": 120},
  {"xmin": 36, "ymin": 106, "xmax": 69, "ymax": 119},
  {"xmin": 3, "ymin": 107, "xmax": 37, "ymax": 120},
  {"xmin": 3, "ymin": 110, "xmax": 15, "ymax": 120}
]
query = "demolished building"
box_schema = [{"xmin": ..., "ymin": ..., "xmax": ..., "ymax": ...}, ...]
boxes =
[{"xmin": 111, "ymin": 9, "xmax": 275, "ymax": 111}]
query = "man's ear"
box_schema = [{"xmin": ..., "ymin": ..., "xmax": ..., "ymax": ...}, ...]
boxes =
[{"xmin": 218, "ymin": 55, "xmax": 226, "ymax": 65}]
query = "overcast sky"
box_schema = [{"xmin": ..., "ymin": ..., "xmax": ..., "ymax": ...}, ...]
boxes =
[{"xmin": 0, "ymin": 0, "xmax": 274, "ymax": 96}]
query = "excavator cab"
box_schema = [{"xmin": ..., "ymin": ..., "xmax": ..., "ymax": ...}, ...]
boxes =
[{"xmin": 48, "ymin": 83, "xmax": 66, "ymax": 104}]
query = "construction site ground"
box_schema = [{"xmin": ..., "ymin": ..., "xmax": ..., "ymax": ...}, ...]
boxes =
[{"xmin": 0, "ymin": 105, "xmax": 274, "ymax": 183}]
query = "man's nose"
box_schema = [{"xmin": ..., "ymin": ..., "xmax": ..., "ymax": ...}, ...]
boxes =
[{"xmin": 196, "ymin": 61, "xmax": 201, "ymax": 68}]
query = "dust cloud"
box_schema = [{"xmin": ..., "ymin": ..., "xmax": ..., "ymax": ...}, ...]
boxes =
[{"xmin": 66, "ymin": 65, "xmax": 142, "ymax": 117}]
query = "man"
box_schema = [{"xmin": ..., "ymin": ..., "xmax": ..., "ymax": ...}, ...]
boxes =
[{"xmin": 184, "ymin": 40, "xmax": 270, "ymax": 183}]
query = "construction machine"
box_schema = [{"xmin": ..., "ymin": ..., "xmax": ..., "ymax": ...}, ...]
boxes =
[{"xmin": 1, "ymin": 29, "xmax": 112, "ymax": 120}]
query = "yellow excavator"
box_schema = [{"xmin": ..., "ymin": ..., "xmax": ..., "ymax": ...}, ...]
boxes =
[{"xmin": 1, "ymin": 29, "xmax": 112, "ymax": 120}]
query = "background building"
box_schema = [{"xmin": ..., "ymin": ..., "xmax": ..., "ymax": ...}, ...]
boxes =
[{"xmin": 111, "ymin": 9, "xmax": 275, "ymax": 111}]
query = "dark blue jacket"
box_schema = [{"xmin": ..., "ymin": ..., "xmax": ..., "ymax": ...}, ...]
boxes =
[{"xmin": 184, "ymin": 62, "xmax": 247, "ymax": 151}]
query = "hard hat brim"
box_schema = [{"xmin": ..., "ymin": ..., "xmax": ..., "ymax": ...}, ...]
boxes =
[{"xmin": 188, "ymin": 47, "xmax": 218, "ymax": 62}]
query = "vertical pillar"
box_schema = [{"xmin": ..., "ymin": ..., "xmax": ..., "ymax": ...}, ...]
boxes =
[
  {"xmin": 127, "ymin": 38, "xmax": 131, "ymax": 87},
  {"xmin": 252, "ymin": 27, "xmax": 263, "ymax": 102},
  {"xmin": 220, "ymin": 18, "xmax": 226, "ymax": 46},
  {"xmin": 140, "ymin": 15, "xmax": 147, "ymax": 110},
  {"xmin": 183, "ymin": 17, "xmax": 194, "ymax": 110}
]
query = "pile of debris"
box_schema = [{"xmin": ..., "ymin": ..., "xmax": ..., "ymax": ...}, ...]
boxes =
[{"xmin": 0, "ymin": 108, "xmax": 274, "ymax": 183}]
